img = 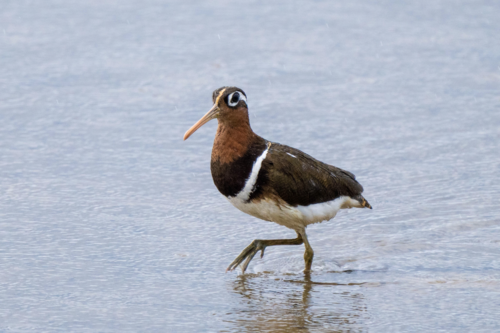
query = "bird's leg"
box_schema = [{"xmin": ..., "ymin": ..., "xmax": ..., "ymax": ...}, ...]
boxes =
[
  {"xmin": 298, "ymin": 229, "xmax": 314, "ymax": 273},
  {"xmin": 226, "ymin": 232, "xmax": 303, "ymax": 273}
]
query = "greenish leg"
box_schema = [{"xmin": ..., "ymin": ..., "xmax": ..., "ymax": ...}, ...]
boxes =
[{"xmin": 226, "ymin": 232, "xmax": 304, "ymax": 273}]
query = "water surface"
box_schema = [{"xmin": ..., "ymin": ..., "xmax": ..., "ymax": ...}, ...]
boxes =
[{"xmin": 1, "ymin": 0, "xmax": 499, "ymax": 332}]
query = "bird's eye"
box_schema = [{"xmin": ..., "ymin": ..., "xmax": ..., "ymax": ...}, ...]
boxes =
[
  {"xmin": 228, "ymin": 92, "xmax": 240, "ymax": 107},
  {"xmin": 227, "ymin": 91, "xmax": 246, "ymax": 107}
]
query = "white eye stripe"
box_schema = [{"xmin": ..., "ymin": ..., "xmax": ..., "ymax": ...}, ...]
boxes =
[{"xmin": 227, "ymin": 91, "xmax": 247, "ymax": 107}]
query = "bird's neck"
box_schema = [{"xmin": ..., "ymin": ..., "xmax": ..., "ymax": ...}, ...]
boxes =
[{"xmin": 212, "ymin": 119, "xmax": 257, "ymax": 165}]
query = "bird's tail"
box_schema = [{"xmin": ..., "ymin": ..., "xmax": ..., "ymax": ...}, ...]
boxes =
[{"xmin": 356, "ymin": 195, "xmax": 372, "ymax": 209}]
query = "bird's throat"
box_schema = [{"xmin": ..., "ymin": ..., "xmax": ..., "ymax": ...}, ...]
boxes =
[{"xmin": 212, "ymin": 121, "xmax": 255, "ymax": 165}]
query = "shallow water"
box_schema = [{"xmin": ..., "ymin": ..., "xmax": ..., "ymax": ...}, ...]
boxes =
[{"xmin": 1, "ymin": 0, "xmax": 499, "ymax": 332}]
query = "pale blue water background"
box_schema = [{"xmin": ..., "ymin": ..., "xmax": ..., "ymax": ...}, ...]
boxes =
[{"xmin": 1, "ymin": 0, "xmax": 499, "ymax": 332}]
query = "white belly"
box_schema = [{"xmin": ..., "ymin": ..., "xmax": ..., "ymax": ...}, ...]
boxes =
[{"xmin": 227, "ymin": 195, "xmax": 360, "ymax": 231}]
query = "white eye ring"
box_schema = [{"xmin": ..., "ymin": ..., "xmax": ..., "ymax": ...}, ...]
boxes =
[{"xmin": 227, "ymin": 91, "xmax": 247, "ymax": 107}]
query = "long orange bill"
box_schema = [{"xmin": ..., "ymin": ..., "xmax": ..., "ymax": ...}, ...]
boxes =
[{"xmin": 183, "ymin": 104, "xmax": 220, "ymax": 140}]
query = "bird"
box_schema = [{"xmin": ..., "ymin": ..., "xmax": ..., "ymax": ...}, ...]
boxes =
[{"xmin": 183, "ymin": 87, "xmax": 372, "ymax": 274}]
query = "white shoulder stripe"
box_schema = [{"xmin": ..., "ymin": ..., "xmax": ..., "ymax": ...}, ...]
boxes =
[{"xmin": 233, "ymin": 145, "xmax": 270, "ymax": 201}]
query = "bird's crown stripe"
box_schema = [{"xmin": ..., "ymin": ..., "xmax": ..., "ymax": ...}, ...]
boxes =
[{"xmin": 215, "ymin": 88, "xmax": 227, "ymax": 105}]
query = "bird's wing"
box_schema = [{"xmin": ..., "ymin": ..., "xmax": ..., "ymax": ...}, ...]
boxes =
[{"xmin": 250, "ymin": 142, "xmax": 364, "ymax": 207}]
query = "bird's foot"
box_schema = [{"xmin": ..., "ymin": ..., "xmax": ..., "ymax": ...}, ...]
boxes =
[{"xmin": 226, "ymin": 239, "xmax": 267, "ymax": 273}]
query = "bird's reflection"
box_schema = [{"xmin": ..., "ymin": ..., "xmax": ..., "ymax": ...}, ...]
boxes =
[{"xmin": 228, "ymin": 273, "xmax": 368, "ymax": 332}]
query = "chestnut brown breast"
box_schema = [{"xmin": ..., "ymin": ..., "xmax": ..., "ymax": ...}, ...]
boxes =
[{"xmin": 210, "ymin": 123, "xmax": 268, "ymax": 198}]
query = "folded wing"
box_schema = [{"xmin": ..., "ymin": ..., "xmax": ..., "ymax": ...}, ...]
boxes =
[{"xmin": 249, "ymin": 142, "xmax": 365, "ymax": 207}]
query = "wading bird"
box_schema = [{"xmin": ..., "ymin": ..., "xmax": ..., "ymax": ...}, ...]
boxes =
[{"xmin": 183, "ymin": 87, "xmax": 371, "ymax": 273}]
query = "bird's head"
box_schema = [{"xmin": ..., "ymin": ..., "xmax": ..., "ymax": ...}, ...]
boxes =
[{"xmin": 183, "ymin": 86, "xmax": 248, "ymax": 140}]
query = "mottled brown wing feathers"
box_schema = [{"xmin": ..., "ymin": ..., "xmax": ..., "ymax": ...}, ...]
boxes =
[{"xmin": 250, "ymin": 143, "xmax": 364, "ymax": 207}]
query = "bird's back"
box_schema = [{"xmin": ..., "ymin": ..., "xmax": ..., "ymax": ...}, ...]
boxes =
[{"xmin": 250, "ymin": 142, "xmax": 370, "ymax": 209}]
